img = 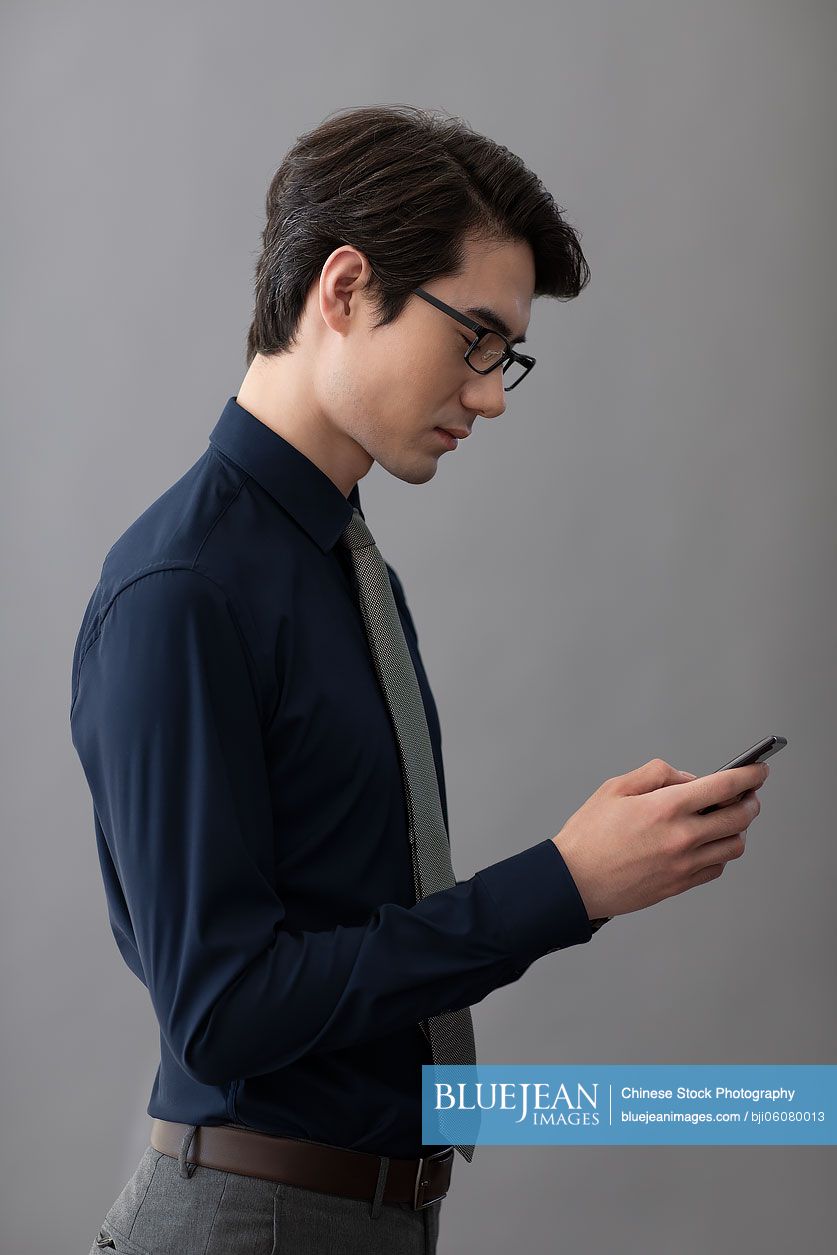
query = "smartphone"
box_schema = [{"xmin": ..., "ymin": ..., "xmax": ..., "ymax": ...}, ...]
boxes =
[{"xmin": 696, "ymin": 735, "xmax": 787, "ymax": 815}]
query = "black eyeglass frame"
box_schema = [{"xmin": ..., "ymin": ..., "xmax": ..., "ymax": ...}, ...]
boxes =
[{"xmin": 412, "ymin": 287, "xmax": 536, "ymax": 391}]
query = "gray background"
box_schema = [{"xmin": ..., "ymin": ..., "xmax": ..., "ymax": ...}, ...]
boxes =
[{"xmin": 2, "ymin": 1, "xmax": 835, "ymax": 1251}]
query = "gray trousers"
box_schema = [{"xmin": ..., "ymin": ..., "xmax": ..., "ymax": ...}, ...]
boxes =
[{"xmin": 89, "ymin": 1143, "xmax": 443, "ymax": 1254}]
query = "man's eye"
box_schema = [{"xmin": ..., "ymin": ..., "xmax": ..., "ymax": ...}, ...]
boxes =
[{"xmin": 460, "ymin": 334, "xmax": 473, "ymax": 348}]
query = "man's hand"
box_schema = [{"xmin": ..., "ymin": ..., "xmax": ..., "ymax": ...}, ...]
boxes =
[{"xmin": 552, "ymin": 758, "xmax": 769, "ymax": 919}]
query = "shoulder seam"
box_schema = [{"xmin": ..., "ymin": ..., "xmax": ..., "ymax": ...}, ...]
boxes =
[
  {"xmin": 193, "ymin": 461, "xmax": 250, "ymax": 568},
  {"xmin": 71, "ymin": 566, "xmax": 261, "ymax": 721}
]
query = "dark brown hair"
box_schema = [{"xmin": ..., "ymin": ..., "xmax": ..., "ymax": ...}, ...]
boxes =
[{"xmin": 245, "ymin": 104, "xmax": 590, "ymax": 366}]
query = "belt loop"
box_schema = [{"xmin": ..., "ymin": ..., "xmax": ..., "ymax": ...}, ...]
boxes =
[
  {"xmin": 178, "ymin": 1124, "xmax": 198, "ymax": 1178},
  {"xmin": 369, "ymin": 1154, "xmax": 390, "ymax": 1219}
]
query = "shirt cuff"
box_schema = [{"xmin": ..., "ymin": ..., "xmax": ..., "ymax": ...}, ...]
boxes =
[{"xmin": 475, "ymin": 838, "xmax": 595, "ymax": 958}]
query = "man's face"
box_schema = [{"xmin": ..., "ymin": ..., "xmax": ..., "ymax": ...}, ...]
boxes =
[{"xmin": 316, "ymin": 232, "xmax": 535, "ymax": 485}]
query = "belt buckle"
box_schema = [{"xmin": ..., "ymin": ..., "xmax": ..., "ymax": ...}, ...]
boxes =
[{"xmin": 412, "ymin": 1147, "xmax": 453, "ymax": 1209}]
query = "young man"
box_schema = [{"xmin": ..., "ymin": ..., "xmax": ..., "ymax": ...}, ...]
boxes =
[{"xmin": 71, "ymin": 104, "xmax": 767, "ymax": 1254}]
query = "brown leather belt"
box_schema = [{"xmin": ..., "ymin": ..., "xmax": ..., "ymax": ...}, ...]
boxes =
[{"xmin": 149, "ymin": 1119, "xmax": 454, "ymax": 1211}]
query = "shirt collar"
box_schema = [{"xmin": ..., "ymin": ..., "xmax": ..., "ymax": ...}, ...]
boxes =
[{"xmin": 208, "ymin": 396, "xmax": 364, "ymax": 553}]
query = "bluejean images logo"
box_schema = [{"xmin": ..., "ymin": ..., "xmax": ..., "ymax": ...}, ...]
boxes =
[
  {"xmin": 422, "ymin": 1065, "xmax": 837, "ymax": 1146},
  {"xmin": 435, "ymin": 1079, "xmax": 601, "ymax": 1126}
]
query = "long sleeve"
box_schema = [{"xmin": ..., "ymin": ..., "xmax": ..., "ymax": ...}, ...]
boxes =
[{"xmin": 70, "ymin": 567, "xmax": 594, "ymax": 1088}]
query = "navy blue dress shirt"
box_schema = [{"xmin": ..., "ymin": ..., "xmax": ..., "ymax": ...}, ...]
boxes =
[{"xmin": 69, "ymin": 395, "xmax": 598, "ymax": 1159}]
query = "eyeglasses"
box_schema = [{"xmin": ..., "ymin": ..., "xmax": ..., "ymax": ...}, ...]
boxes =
[{"xmin": 412, "ymin": 287, "xmax": 536, "ymax": 391}]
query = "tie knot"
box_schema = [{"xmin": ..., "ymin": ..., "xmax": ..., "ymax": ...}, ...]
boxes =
[{"xmin": 340, "ymin": 507, "xmax": 376, "ymax": 552}]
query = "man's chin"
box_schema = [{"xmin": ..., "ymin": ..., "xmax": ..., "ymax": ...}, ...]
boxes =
[{"xmin": 378, "ymin": 456, "xmax": 438, "ymax": 487}]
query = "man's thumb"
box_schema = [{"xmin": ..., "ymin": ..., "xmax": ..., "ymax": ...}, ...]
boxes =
[{"xmin": 626, "ymin": 759, "xmax": 698, "ymax": 795}]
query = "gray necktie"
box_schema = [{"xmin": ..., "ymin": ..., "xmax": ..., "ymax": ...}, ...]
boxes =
[{"xmin": 339, "ymin": 506, "xmax": 477, "ymax": 1163}]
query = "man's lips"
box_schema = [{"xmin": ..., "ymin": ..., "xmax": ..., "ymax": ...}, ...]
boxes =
[{"xmin": 435, "ymin": 426, "xmax": 471, "ymax": 439}]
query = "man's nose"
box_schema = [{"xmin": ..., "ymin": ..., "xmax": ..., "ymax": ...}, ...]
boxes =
[{"xmin": 464, "ymin": 370, "xmax": 506, "ymax": 421}]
